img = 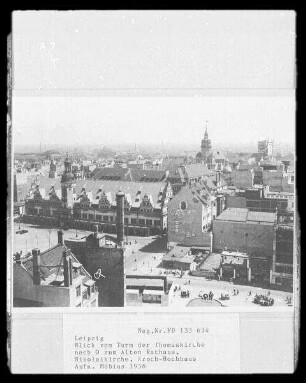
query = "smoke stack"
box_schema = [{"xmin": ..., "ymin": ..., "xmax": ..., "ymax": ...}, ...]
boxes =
[
  {"xmin": 58, "ymin": 230, "xmax": 64, "ymax": 245},
  {"xmin": 15, "ymin": 252, "xmax": 21, "ymax": 264},
  {"xmin": 116, "ymin": 190, "xmax": 125, "ymax": 244},
  {"xmin": 93, "ymin": 224, "xmax": 99, "ymax": 238},
  {"xmin": 32, "ymin": 248, "xmax": 41, "ymax": 285},
  {"xmin": 63, "ymin": 249, "xmax": 73, "ymax": 287}
]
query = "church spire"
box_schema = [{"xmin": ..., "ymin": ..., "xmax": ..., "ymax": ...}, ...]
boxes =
[
  {"xmin": 200, "ymin": 121, "xmax": 212, "ymax": 164},
  {"xmin": 204, "ymin": 121, "xmax": 209, "ymax": 139},
  {"xmin": 204, "ymin": 127, "xmax": 208, "ymax": 139}
]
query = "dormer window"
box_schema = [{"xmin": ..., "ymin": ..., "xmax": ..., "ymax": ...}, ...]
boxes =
[{"xmin": 180, "ymin": 201, "xmax": 187, "ymax": 211}]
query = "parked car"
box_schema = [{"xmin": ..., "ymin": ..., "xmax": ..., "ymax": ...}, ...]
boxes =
[{"xmin": 16, "ymin": 229, "xmax": 28, "ymax": 235}]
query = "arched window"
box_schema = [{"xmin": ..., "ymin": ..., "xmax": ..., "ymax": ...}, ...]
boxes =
[{"xmin": 180, "ymin": 201, "xmax": 187, "ymax": 211}]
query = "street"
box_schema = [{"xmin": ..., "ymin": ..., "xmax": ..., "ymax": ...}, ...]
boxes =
[{"xmin": 12, "ymin": 222, "xmax": 293, "ymax": 308}]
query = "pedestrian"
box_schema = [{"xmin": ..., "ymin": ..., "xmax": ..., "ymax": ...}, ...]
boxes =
[{"xmin": 237, "ymin": 289, "xmax": 239, "ymax": 295}]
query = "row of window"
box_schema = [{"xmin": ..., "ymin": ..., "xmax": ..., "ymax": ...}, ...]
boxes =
[
  {"xmin": 76, "ymin": 284, "xmax": 96, "ymax": 300},
  {"xmin": 26, "ymin": 208, "xmax": 161, "ymax": 227},
  {"xmin": 267, "ymin": 194, "xmax": 294, "ymax": 199},
  {"xmin": 78, "ymin": 204, "xmax": 156, "ymax": 213},
  {"xmin": 27, "ymin": 208, "xmax": 57, "ymax": 216},
  {"xmin": 79, "ymin": 215, "xmax": 160, "ymax": 227}
]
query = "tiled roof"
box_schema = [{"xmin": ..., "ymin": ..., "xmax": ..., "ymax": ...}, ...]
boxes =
[
  {"xmin": 159, "ymin": 158, "xmax": 186, "ymax": 170},
  {"xmin": 37, "ymin": 177, "xmax": 61, "ymax": 191},
  {"xmin": 168, "ymin": 167, "xmax": 185, "ymax": 182},
  {"xmin": 21, "ymin": 244, "xmax": 89, "ymax": 283},
  {"xmin": 205, "ymin": 177, "xmax": 217, "ymax": 190},
  {"xmin": 171, "ymin": 182, "xmax": 211, "ymax": 206},
  {"xmin": 213, "ymin": 151, "xmax": 227, "ymax": 160},
  {"xmin": 27, "ymin": 176, "xmax": 168, "ymax": 207},
  {"xmin": 220, "ymin": 177, "xmax": 228, "ymax": 187},
  {"xmin": 92, "ymin": 167, "xmax": 131, "ymax": 181},
  {"xmin": 184, "ymin": 164, "xmax": 214, "ymax": 178},
  {"xmin": 130, "ymin": 169, "xmax": 166, "ymax": 182},
  {"xmin": 237, "ymin": 164, "xmax": 254, "ymax": 171},
  {"xmin": 75, "ymin": 180, "xmax": 165, "ymax": 207}
]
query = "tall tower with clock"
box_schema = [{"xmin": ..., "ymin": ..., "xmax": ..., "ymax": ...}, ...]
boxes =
[
  {"xmin": 61, "ymin": 155, "xmax": 75, "ymax": 209},
  {"xmin": 201, "ymin": 124, "xmax": 212, "ymax": 164}
]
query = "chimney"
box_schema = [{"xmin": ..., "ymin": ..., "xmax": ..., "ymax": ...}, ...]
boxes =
[
  {"xmin": 116, "ymin": 190, "xmax": 125, "ymax": 244},
  {"xmin": 63, "ymin": 249, "xmax": 73, "ymax": 287},
  {"xmin": 93, "ymin": 224, "xmax": 99, "ymax": 238},
  {"xmin": 15, "ymin": 252, "xmax": 21, "ymax": 264},
  {"xmin": 32, "ymin": 248, "xmax": 41, "ymax": 285},
  {"xmin": 58, "ymin": 230, "xmax": 64, "ymax": 245}
]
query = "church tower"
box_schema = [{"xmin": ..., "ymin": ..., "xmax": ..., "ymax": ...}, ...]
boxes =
[
  {"xmin": 48, "ymin": 159, "xmax": 57, "ymax": 178},
  {"xmin": 61, "ymin": 155, "xmax": 75, "ymax": 209},
  {"xmin": 201, "ymin": 125, "xmax": 212, "ymax": 164}
]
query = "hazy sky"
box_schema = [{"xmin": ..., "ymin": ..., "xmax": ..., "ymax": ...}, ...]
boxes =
[
  {"xmin": 12, "ymin": 96, "xmax": 295, "ymax": 147},
  {"xmin": 12, "ymin": 11, "xmax": 295, "ymax": 149},
  {"xmin": 12, "ymin": 11, "xmax": 295, "ymax": 90}
]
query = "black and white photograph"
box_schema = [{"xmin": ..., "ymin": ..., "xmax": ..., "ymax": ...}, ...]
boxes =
[{"xmin": 8, "ymin": 10, "xmax": 297, "ymax": 374}]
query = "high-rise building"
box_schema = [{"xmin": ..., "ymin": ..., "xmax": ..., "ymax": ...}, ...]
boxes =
[{"xmin": 258, "ymin": 139, "xmax": 274, "ymax": 158}]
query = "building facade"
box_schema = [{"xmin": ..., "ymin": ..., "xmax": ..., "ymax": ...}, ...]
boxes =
[
  {"xmin": 65, "ymin": 227, "xmax": 125, "ymax": 307},
  {"xmin": 24, "ymin": 156, "xmax": 173, "ymax": 236},
  {"xmin": 231, "ymin": 169, "xmax": 254, "ymax": 189},
  {"xmin": 212, "ymin": 207, "xmax": 292, "ymax": 289},
  {"xmin": 258, "ymin": 139, "xmax": 274, "ymax": 158},
  {"xmin": 13, "ymin": 231, "xmax": 98, "ymax": 307},
  {"xmin": 167, "ymin": 182, "xmax": 215, "ymax": 248},
  {"xmin": 125, "ymin": 275, "xmax": 169, "ymax": 306}
]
